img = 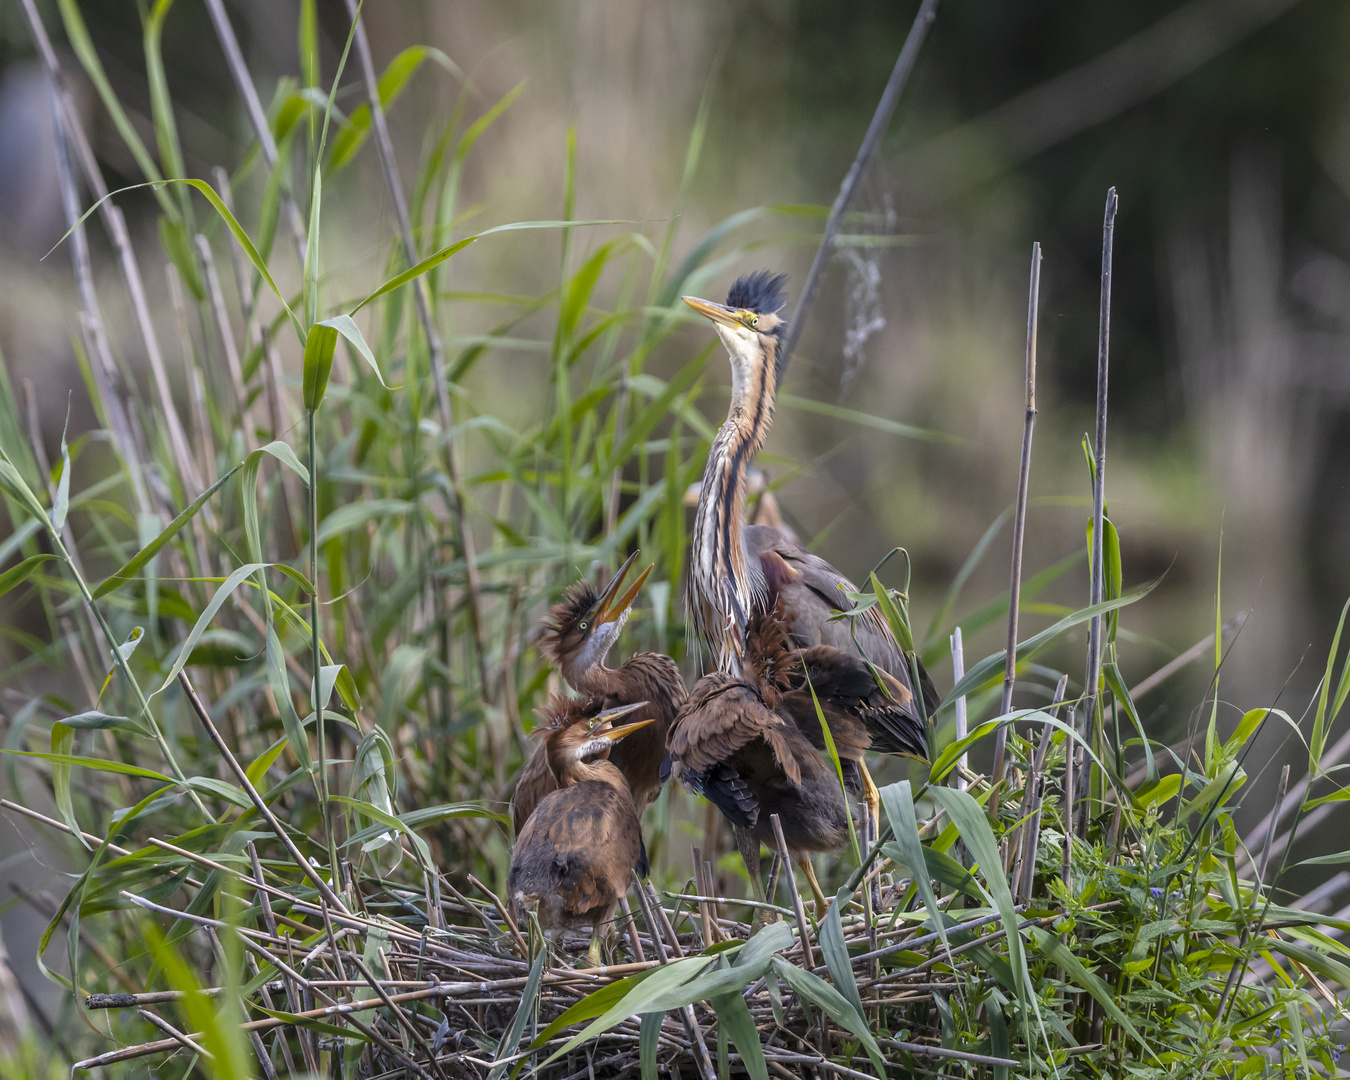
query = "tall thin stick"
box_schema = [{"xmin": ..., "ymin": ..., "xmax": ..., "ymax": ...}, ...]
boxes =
[
  {"xmin": 343, "ymin": 0, "xmax": 491, "ymax": 704},
  {"xmin": 950, "ymin": 627, "xmax": 968, "ymax": 791},
  {"xmin": 1084, "ymin": 188, "xmax": 1119, "ymax": 807},
  {"xmin": 176, "ymin": 671, "xmax": 350, "ymax": 915},
  {"xmin": 202, "ymin": 0, "xmax": 308, "ymax": 265},
  {"xmin": 778, "ymin": 0, "xmax": 940, "ymax": 383},
  {"xmin": 1216, "ymin": 763, "xmax": 1289, "ymax": 1018},
  {"xmin": 1062, "ymin": 705, "xmax": 1076, "ymax": 885},
  {"xmin": 770, "ymin": 815, "xmax": 827, "ymax": 1055},
  {"xmin": 632, "ymin": 874, "xmax": 715, "ymax": 1080},
  {"xmin": 990, "ymin": 242, "xmax": 1042, "ymax": 807},
  {"xmin": 770, "ymin": 816, "xmax": 815, "ymax": 972}
]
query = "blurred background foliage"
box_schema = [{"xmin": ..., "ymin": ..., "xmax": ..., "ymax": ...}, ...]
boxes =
[{"xmin": 0, "ymin": 0, "xmax": 1348, "ymax": 1066}]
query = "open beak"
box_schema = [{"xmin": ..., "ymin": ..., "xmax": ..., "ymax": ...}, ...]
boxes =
[
  {"xmin": 597, "ymin": 717, "xmax": 655, "ymax": 744},
  {"xmin": 595, "ymin": 551, "xmax": 654, "ymax": 626},
  {"xmin": 682, "ymin": 295, "xmax": 742, "ymax": 328},
  {"xmin": 576, "ymin": 705, "xmax": 655, "ymax": 760},
  {"xmin": 589, "ymin": 701, "xmax": 648, "ymax": 732}
]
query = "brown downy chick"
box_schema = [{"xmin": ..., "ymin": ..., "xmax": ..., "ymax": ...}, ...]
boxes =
[
  {"xmin": 507, "ymin": 697, "xmax": 653, "ymax": 967},
  {"xmin": 512, "ymin": 552, "xmax": 686, "ymax": 840}
]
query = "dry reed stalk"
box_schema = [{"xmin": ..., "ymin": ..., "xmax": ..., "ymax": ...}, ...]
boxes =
[
  {"xmin": 202, "ymin": 0, "xmax": 308, "ymax": 264},
  {"xmin": 990, "ymin": 242, "xmax": 1043, "ymax": 811},
  {"xmin": 950, "ymin": 626, "xmax": 968, "ymax": 790},
  {"xmin": 21, "ymin": 0, "xmax": 203, "ymax": 496},
  {"xmin": 1084, "ymin": 188, "xmax": 1119, "ymax": 808},
  {"xmin": 780, "ymin": 0, "xmax": 942, "ymax": 377}
]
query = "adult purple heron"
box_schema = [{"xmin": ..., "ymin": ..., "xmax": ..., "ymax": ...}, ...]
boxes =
[
  {"xmin": 681, "ymin": 271, "xmax": 934, "ymax": 823},
  {"xmin": 666, "ymin": 603, "xmax": 920, "ymax": 914},
  {"xmin": 508, "ymin": 697, "xmax": 654, "ymax": 966}
]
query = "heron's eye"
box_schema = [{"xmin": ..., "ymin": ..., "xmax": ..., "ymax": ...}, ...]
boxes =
[
  {"xmin": 749, "ymin": 314, "xmax": 759, "ymax": 329},
  {"xmin": 578, "ymin": 620, "xmax": 588, "ymax": 631}
]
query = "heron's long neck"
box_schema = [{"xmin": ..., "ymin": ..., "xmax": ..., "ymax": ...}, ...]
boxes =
[
  {"xmin": 554, "ymin": 754, "xmax": 633, "ymax": 798},
  {"xmin": 691, "ymin": 344, "xmax": 776, "ymax": 670},
  {"xmin": 569, "ymin": 661, "xmax": 622, "ymax": 699}
]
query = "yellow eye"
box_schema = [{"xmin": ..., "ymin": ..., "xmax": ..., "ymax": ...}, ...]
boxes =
[
  {"xmin": 749, "ymin": 314, "xmax": 759, "ymax": 328},
  {"xmin": 578, "ymin": 620, "xmax": 589, "ymax": 631}
]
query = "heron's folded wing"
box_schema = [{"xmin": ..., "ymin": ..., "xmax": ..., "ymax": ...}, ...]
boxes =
[
  {"xmin": 668, "ymin": 677, "xmax": 800, "ymax": 784},
  {"xmin": 546, "ymin": 785, "xmax": 638, "ymax": 914}
]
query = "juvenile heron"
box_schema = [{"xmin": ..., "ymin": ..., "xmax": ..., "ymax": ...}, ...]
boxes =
[
  {"xmin": 508, "ymin": 697, "xmax": 654, "ymax": 967},
  {"xmin": 511, "ymin": 552, "xmax": 685, "ymax": 841},
  {"xmin": 681, "ymin": 271, "xmax": 933, "ymax": 824}
]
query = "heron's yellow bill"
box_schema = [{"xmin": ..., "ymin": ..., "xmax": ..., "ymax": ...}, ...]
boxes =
[
  {"xmin": 682, "ymin": 295, "xmax": 742, "ymax": 328},
  {"xmin": 595, "ymin": 551, "xmax": 654, "ymax": 626}
]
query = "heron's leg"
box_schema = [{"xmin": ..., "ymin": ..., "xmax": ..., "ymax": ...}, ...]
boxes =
[
  {"xmin": 859, "ymin": 759, "xmax": 882, "ymax": 843},
  {"xmin": 584, "ymin": 905, "xmax": 616, "ymax": 968},
  {"xmin": 797, "ymin": 856, "xmax": 829, "ymax": 916},
  {"xmin": 733, "ymin": 826, "xmax": 768, "ymax": 929}
]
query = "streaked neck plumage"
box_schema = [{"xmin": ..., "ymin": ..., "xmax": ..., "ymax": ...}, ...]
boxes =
[{"xmin": 690, "ymin": 329, "xmax": 777, "ymax": 674}]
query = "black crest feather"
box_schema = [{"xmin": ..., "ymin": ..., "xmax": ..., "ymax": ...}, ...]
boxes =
[
  {"xmin": 725, "ymin": 270, "xmax": 788, "ymax": 316},
  {"xmin": 538, "ymin": 580, "xmax": 599, "ymax": 664}
]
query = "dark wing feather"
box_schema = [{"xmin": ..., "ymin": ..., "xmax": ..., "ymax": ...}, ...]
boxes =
[
  {"xmin": 795, "ymin": 645, "xmax": 928, "ymax": 760},
  {"xmin": 696, "ymin": 762, "xmax": 759, "ymax": 829},
  {"xmin": 510, "ymin": 742, "xmax": 557, "ymax": 833},
  {"xmin": 667, "ymin": 674, "xmax": 801, "ymax": 785},
  {"xmin": 745, "ymin": 524, "xmax": 939, "ymax": 723}
]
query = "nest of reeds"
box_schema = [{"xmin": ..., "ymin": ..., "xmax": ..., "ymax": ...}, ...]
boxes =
[{"xmin": 77, "ymin": 838, "xmax": 1042, "ymax": 1080}]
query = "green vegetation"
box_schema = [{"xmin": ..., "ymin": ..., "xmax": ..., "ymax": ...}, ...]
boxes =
[{"xmin": 0, "ymin": 4, "xmax": 1348, "ymax": 1078}]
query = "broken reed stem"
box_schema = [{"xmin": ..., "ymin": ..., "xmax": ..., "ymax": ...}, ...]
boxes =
[
  {"xmin": 139, "ymin": 1009, "xmax": 212, "ymax": 1061},
  {"xmin": 691, "ymin": 846, "xmax": 715, "ymax": 947},
  {"xmin": 778, "ymin": 0, "xmax": 941, "ymax": 379},
  {"xmin": 951, "ymin": 626, "xmax": 968, "ymax": 791},
  {"xmin": 1014, "ymin": 725, "xmax": 1054, "ymax": 901},
  {"xmin": 616, "ymin": 896, "xmax": 645, "ymax": 963},
  {"xmin": 176, "ymin": 671, "xmax": 349, "ymax": 914},
  {"xmin": 343, "ymin": 0, "xmax": 491, "ymax": 703},
  {"xmin": 990, "ymin": 241, "xmax": 1042, "ymax": 811},
  {"xmin": 467, "ymin": 873, "xmax": 528, "ymax": 957},
  {"xmin": 1084, "ymin": 188, "xmax": 1119, "ymax": 813}
]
